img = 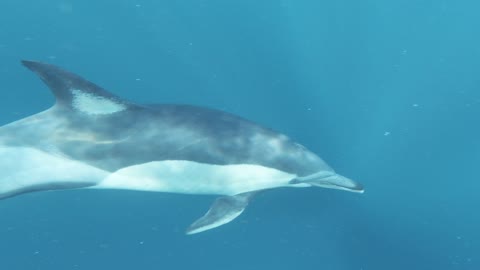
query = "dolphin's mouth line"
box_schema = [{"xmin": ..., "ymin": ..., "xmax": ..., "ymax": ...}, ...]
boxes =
[
  {"xmin": 320, "ymin": 181, "xmax": 364, "ymax": 193},
  {"xmin": 173, "ymin": 137, "xmax": 209, "ymax": 153},
  {"xmin": 290, "ymin": 173, "xmax": 364, "ymax": 193}
]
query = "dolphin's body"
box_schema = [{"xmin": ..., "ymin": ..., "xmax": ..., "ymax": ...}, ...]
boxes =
[{"xmin": 0, "ymin": 61, "xmax": 363, "ymax": 234}]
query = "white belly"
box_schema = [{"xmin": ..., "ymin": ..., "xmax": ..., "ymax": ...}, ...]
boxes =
[
  {"xmin": 95, "ymin": 160, "xmax": 297, "ymax": 196},
  {"xmin": 0, "ymin": 146, "xmax": 297, "ymax": 197}
]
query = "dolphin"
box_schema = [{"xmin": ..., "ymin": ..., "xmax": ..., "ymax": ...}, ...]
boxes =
[{"xmin": 0, "ymin": 61, "xmax": 363, "ymax": 234}]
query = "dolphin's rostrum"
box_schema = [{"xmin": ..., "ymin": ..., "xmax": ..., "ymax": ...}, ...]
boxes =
[{"xmin": 0, "ymin": 61, "xmax": 363, "ymax": 234}]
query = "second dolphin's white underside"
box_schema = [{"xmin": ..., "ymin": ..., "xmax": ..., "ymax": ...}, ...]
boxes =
[
  {"xmin": 0, "ymin": 146, "xmax": 302, "ymax": 197},
  {"xmin": 0, "ymin": 146, "xmax": 108, "ymax": 195}
]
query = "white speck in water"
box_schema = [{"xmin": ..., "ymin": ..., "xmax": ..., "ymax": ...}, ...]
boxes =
[
  {"xmin": 135, "ymin": 78, "xmax": 141, "ymax": 81},
  {"xmin": 384, "ymin": 131, "xmax": 391, "ymax": 136},
  {"xmin": 412, "ymin": 103, "xmax": 419, "ymax": 107}
]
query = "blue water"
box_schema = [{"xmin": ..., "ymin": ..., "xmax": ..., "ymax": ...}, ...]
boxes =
[{"xmin": 0, "ymin": 1, "xmax": 478, "ymax": 269}]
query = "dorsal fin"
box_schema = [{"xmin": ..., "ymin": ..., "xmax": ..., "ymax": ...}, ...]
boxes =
[{"xmin": 22, "ymin": 60, "xmax": 137, "ymax": 115}]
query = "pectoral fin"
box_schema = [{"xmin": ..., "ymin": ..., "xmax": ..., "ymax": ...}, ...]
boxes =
[{"xmin": 186, "ymin": 192, "xmax": 255, "ymax": 235}]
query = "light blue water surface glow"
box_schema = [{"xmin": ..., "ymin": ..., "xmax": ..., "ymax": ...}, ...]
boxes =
[{"xmin": 0, "ymin": 1, "xmax": 479, "ymax": 269}]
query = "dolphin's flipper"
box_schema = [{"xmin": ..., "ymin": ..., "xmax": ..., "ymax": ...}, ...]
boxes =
[
  {"xmin": 186, "ymin": 192, "xmax": 255, "ymax": 235},
  {"xmin": 291, "ymin": 171, "xmax": 364, "ymax": 193}
]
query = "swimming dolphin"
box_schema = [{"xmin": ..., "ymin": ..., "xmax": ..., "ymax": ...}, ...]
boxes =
[{"xmin": 0, "ymin": 61, "xmax": 363, "ymax": 234}]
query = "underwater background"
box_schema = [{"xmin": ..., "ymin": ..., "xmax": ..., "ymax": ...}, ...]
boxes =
[{"xmin": 0, "ymin": 0, "xmax": 479, "ymax": 269}]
